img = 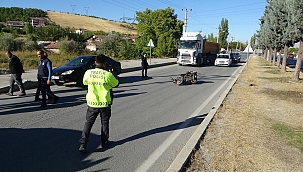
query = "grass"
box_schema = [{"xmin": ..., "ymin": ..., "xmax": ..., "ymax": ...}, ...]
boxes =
[
  {"xmin": 260, "ymin": 88, "xmax": 303, "ymax": 104},
  {"xmin": 0, "ymin": 50, "xmax": 100, "ymax": 70},
  {"xmin": 258, "ymin": 76, "xmax": 291, "ymax": 82},
  {"xmin": 264, "ymin": 69, "xmax": 281, "ymax": 74},
  {"xmin": 46, "ymin": 11, "xmax": 137, "ymax": 35},
  {"xmin": 271, "ymin": 123, "xmax": 303, "ymax": 151}
]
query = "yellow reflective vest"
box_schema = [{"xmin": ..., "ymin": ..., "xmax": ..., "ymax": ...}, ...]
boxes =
[{"xmin": 83, "ymin": 68, "xmax": 119, "ymax": 108}]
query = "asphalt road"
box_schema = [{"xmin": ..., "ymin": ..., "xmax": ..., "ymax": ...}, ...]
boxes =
[{"xmin": 0, "ymin": 60, "xmax": 246, "ymax": 172}]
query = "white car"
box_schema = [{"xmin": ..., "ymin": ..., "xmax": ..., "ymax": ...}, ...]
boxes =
[{"xmin": 215, "ymin": 53, "xmax": 232, "ymax": 66}]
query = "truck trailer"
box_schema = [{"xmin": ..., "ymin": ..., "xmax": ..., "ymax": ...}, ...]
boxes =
[{"xmin": 177, "ymin": 32, "xmax": 219, "ymax": 66}]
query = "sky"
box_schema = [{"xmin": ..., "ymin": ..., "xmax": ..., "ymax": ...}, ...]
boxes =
[{"xmin": 1, "ymin": 0, "xmax": 267, "ymax": 43}]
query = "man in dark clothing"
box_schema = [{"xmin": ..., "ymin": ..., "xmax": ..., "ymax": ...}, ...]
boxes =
[
  {"xmin": 5, "ymin": 51, "xmax": 26, "ymax": 96},
  {"xmin": 35, "ymin": 52, "xmax": 58, "ymax": 102},
  {"xmin": 141, "ymin": 53, "xmax": 148, "ymax": 77},
  {"xmin": 36, "ymin": 50, "xmax": 59, "ymax": 108}
]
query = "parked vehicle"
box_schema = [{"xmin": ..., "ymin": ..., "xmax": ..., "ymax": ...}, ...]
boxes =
[
  {"xmin": 230, "ymin": 52, "xmax": 241, "ymax": 62},
  {"xmin": 177, "ymin": 32, "xmax": 220, "ymax": 66},
  {"xmin": 287, "ymin": 54, "xmax": 294, "ymax": 58},
  {"xmin": 52, "ymin": 55, "xmax": 121, "ymax": 86},
  {"xmin": 215, "ymin": 53, "xmax": 232, "ymax": 67}
]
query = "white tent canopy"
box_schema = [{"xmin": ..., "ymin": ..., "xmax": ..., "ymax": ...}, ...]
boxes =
[{"xmin": 243, "ymin": 44, "xmax": 254, "ymax": 53}]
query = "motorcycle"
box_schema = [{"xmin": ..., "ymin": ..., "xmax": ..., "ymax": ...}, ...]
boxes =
[{"xmin": 171, "ymin": 71, "xmax": 197, "ymax": 85}]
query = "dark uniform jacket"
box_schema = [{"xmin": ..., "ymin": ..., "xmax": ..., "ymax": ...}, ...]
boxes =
[{"xmin": 38, "ymin": 58, "xmax": 50, "ymax": 79}]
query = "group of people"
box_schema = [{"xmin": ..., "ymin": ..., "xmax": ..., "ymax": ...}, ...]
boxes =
[
  {"xmin": 5, "ymin": 50, "xmax": 59, "ymax": 108},
  {"xmin": 5, "ymin": 51, "xmax": 149, "ymax": 153}
]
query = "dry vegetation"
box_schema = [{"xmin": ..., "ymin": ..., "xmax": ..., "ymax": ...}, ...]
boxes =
[
  {"xmin": 184, "ymin": 56, "xmax": 303, "ymax": 172},
  {"xmin": 46, "ymin": 11, "xmax": 137, "ymax": 35}
]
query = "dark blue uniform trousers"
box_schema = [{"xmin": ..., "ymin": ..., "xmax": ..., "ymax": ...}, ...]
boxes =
[{"xmin": 79, "ymin": 106, "xmax": 111, "ymax": 145}]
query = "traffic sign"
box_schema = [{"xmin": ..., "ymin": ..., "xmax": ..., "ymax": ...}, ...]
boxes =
[{"xmin": 147, "ymin": 39, "xmax": 154, "ymax": 47}]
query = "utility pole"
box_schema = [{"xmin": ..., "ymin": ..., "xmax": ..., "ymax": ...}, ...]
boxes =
[
  {"xmin": 227, "ymin": 35, "xmax": 230, "ymax": 53},
  {"xmin": 120, "ymin": 13, "xmax": 127, "ymax": 22},
  {"xmin": 231, "ymin": 37, "xmax": 235, "ymax": 52},
  {"xmin": 84, "ymin": 7, "xmax": 89, "ymax": 16},
  {"xmin": 182, "ymin": 9, "xmax": 192, "ymax": 33},
  {"xmin": 217, "ymin": 28, "xmax": 220, "ymax": 43},
  {"xmin": 70, "ymin": 5, "xmax": 76, "ymax": 14}
]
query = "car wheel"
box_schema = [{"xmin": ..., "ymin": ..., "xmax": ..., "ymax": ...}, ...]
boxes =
[{"xmin": 76, "ymin": 75, "xmax": 84, "ymax": 87}]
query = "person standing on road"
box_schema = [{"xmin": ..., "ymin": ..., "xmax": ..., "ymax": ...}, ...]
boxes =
[
  {"xmin": 35, "ymin": 51, "xmax": 59, "ymax": 103},
  {"xmin": 5, "ymin": 51, "xmax": 26, "ymax": 96},
  {"xmin": 79, "ymin": 54, "xmax": 119, "ymax": 153},
  {"xmin": 141, "ymin": 53, "xmax": 148, "ymax": 77},
  {"xmin": 36, "ymin": 50, "xmax": 59, "ymax": 108}
]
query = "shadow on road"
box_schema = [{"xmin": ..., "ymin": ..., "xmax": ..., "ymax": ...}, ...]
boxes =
[
  {"xmin": 96, "ymin": 114, "xmax": 207, "ymax": 152},
  {"xmin": 0, "ymin": 128, "xmax": 108, "ymax": 172}
]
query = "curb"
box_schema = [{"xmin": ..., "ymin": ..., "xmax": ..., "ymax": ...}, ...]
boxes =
[
  {"xmin": 166, "ymin": 64, "xmax": 246, "ymax": 172},
  {"xmin": 0, "ymin": 61, "xmax": 176, "ymax": 94}
]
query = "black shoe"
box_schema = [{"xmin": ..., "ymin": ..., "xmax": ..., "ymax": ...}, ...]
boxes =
[
  {"xmin": 101, "ymin": 140, "xmax": 109, "ymax": 148},
  {"xmin": 53, "ymin": 96, "xmax": 59, "ymax": 104},
  {"xmin": 79, "ymin": 144, "xmax": 87, "ymax": 153},
  {"xmin": 34, "ymin": 98, "xmax": 42, "ymax": 102},
  {"xmin": 18, "ymin": 93, "xmax": 26, "ymax": 96},
  {"xmin": 40, "ymin": 104, "xmax": 47, "ymax": 108},
  {"xmin": 5, "ymin": 92, "xmax": 13, "ymax": 96}
]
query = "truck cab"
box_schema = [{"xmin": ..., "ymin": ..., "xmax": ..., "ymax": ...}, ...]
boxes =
[
  {"xmin": 177, "ymin": 32, "xmax": 219, "ymax": 66},
  {"xmin": 177, "ymin": 32, "xmax": 203, "ymax": 66}
]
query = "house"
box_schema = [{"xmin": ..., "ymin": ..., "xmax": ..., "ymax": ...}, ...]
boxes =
[
  {"xmin": 30, "ymin": 18, "xmax": 45, "ymax": 27},
  {"xmin": 75, "ymin": 28, "xmax": 89, "ymax": 34},
  {"xmin": 6, "ymin": 21, "xmax": 25, "ymax": 27},
  {"xmin": 44, "ymin": 42, "xmax": 60, "ymax": 53},
  {"xmin": 84, "ymin": 34, "xmax": 107, "ymax": 51}
]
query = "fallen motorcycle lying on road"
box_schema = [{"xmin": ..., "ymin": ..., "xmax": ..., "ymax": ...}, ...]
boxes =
[{"xmin": 171, "ymin": 71, "xmax": 197, "ymax": 85}]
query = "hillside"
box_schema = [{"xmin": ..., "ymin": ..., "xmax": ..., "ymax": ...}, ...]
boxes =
[{"xmin": 46, "ymin": 11, "xmax": 138, "ymax": 35}]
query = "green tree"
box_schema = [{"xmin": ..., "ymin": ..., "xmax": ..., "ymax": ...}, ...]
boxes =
[
  {"xmin": 0, "ymin": 33, "xmax": 15, "ymax": 51},
  {"xmin": 217, "ymin": 18, "xmax": 229, "ymax": 50},
  {"xmin": 287, "ymin": 0, "xmax": 303, "ymax": 80},
  {"xmin": 207, "ymin": 33, "xmax": 216, "ymax": 43},
  {"xmin": 136, "ymin": 7, "xmax": 183, "ymax": 57}
]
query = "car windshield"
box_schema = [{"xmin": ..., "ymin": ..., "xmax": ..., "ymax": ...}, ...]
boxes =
[
  {"xmin": 218, "ymin": 55, "xmax": 230, "ymax": 59},
  {"xmin": 65, "ymin": 56, "xmax": 92, "ymax": 66},
  {"xmin": 178, "ymin": 41, "xmax": 197, "ymax": 49}
]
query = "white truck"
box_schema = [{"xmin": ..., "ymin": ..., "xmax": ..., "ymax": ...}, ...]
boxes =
[{"xmin": 177, "ymin": 32, "xmax": 219, "ymax": 66}]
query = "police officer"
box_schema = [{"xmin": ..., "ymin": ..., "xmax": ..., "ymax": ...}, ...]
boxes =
[
  {"xmin": 36, "ymin": 50, "xmax": 59, "ymax": 108},
  {"xmin": 79, "ymin": 54, "xmax": 119, "ymax": 153}
]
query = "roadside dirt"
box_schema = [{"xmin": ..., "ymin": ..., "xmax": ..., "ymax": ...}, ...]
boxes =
[{"xmin": 184, "ymin": 56, "xmax": 303, "ymax": 172}]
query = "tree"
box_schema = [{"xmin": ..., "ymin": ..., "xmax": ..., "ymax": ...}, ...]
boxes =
[
  {"xmin": 207, "ymin": 33, "xmax": 216, "ymax": 43},
  {"xmin": 217, "ymin": 18, "xmax": 229, "ymax": 50},
  {"xmin": 136, "ymin": 7, "xmax": 183, "ymax": 57},
  {"xmin": 287, "ymin": 0, "xmax": 303, "ymax": 80}
]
